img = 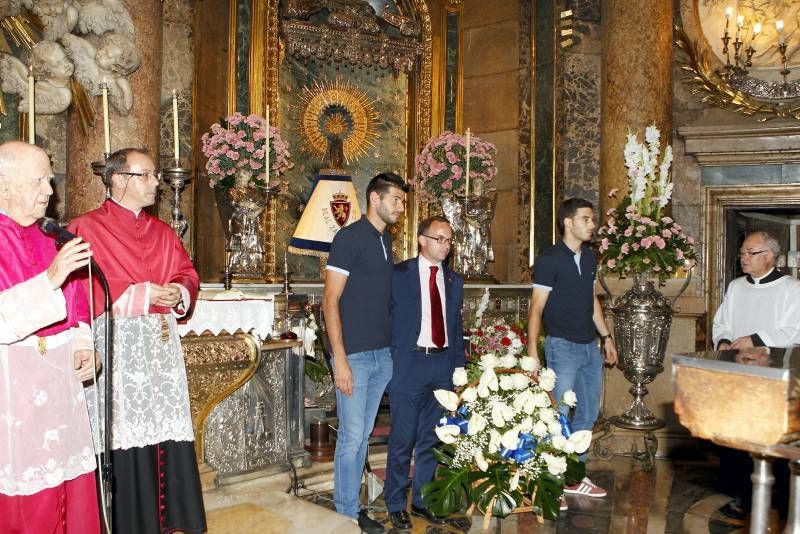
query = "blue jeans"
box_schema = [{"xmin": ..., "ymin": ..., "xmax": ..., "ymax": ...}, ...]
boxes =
[
  {"xmin": 544, "ymin": 336, "xmax": 603, "ymax": 462},
  {"xmin": 332, "ymin": 348, "xmax": 393, "ymax": 518}
]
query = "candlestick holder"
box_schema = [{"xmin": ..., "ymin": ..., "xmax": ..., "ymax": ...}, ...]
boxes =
[
  {"xmin": 162, "ymin": 159, "xmax": 191, "ymax": 237},
  {"xmin": 91, "ymin": 152, "xmax": 110, "ymax": 178},
  {"xmin": 279, "ymin": 261, "xmax": 298, "ymax": 340}
]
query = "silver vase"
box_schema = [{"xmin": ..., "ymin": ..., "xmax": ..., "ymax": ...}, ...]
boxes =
[
  {"xmin": 604, "ymin": 271, "xmax": 673, "ymax": 429},
  {"xmin": 440, "ymin": 193, "xmax": 496, "ymax": 278},
  {"xmin": 220, "ymin": 184, "xmax": 277, "ymax": 279}
]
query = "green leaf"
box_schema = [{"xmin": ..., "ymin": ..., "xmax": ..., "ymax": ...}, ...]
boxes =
[
  {"xmin": 469, "ymin": 463, "xmax": 522, "ymax": 519},
  {"xmin": 421, "ymin": 447, "xmax": 472, "ymax": 516},
  {"xmin": 530, "ymin": 473, "xmax": 563, "ymax": 521},
  {"xmin": 565, "ymin": 456, "xmax": 586, "ymax": 487}
]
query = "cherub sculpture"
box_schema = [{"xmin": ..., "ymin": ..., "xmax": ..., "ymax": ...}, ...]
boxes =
[
  {"xmin": 22, "ymin": 0, "xmax": 79, "ymax": 41},
  {"xmin": 74, "ymin": 0, "xmax": 134, "ymax": 39},
  {"xmin": 61, "ymin": 31, "xmax": 140, "ymax": 115},
  {"xmin": 0, "ymin": 0, "xmax": 23, "ymax": 18},
  {"xmin": 0, "ymin": 41, "xmax": 74, "ymax": 114}
]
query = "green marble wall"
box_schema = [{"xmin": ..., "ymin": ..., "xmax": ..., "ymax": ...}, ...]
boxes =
[
  {"xmin": 236, "ymin": 0, "xmax": 251, "ymax": 114},
  {"xmin": 532, "ymin": 0, "xmax": 555, "ymax": 257},
  {"xmin": 277, "ymin": 56, "xmax": 408, "ymax": 279}
]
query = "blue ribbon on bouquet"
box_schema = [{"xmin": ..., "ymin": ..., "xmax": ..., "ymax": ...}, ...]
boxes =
[
  {"xmin": 498, "ymin": 432, "xmax": 538, "ymax": 463},
  {"xmin": 559, "ymin": 413, "xmax": 573, "ymax": 437},
  {"xmin": 439, "ymin": 414, "xmax": 469, "ymax": 434}
]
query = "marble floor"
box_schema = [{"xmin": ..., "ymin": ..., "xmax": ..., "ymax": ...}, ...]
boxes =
[{"xmin": 201, "ymin": 445, "xmax": 788, "ymax": 534}]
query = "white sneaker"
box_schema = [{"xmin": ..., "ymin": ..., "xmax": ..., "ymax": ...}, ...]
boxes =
[{"xmin": 563, "ymin": 477, "xmax": 607, "ymax": 498}]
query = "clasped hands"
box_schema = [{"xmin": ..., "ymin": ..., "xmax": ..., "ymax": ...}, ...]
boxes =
[{"xmin": 151, "ymin": 283, "xmax": 183, "ymax": 309}]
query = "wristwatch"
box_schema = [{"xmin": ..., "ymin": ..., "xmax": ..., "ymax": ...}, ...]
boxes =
[{"xmin": 600, "ymin": 334, "xmax": 613, "ymax": 342}]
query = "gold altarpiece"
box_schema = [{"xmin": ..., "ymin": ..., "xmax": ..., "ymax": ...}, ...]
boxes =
[{"xmin": 193, "ymin": 0, "xmax": 474, "ymax": 282}]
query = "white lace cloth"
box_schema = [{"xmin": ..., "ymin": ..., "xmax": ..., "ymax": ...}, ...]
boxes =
[
  {"xmin": 1, "ymin": 274, "xmax": 96, "ymax": 495},
  {"xmin": 177, "ymin": 299, "xmax": 274, "ymax": 341},
  {"xmin": 88, "ymin": 313, "xmax": 194, "ymax": 451}
]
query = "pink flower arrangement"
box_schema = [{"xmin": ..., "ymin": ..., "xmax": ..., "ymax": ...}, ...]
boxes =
[
  {"xmin": 412, "ymin": 131, "xmax": 498, "ymax": 203},
  {"xmin": 200, "ymin": 112, "xmax": 293, "ymax": 190},
  {"xmin": 597, "ymin": 125, "xmax": 697, "ymax": 282}
]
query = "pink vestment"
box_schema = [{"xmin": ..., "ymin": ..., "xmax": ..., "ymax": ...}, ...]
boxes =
[{"xmin": 0, "ymin": 214, "xmax": 99, "ymax": 532}]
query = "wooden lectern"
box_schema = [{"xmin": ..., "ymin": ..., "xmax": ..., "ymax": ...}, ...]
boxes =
[{"xmin": 673, "ymin": 347, "xmax": 800, "ymax": 534}]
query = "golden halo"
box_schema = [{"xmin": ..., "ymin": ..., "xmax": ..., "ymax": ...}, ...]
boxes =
[{"xmin": 295, "ymin": 78, "xmax": 380, "ymax": 165}]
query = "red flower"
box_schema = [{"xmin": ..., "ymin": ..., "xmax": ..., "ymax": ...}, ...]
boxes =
[{"xmin": 501, "ymin": 337, "xmax": 512, "ymax": 347}]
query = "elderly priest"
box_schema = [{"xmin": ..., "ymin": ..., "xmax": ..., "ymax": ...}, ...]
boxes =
[{"xmin": 0, "ymin": 141, "xmax": 100, "ymax": 532}]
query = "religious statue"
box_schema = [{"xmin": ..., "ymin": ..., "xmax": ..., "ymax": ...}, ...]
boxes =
[
  {"xmin": 74, "ymin": 0, "xmax": 135, "ymax": 38},
  {"xmin": 0, "ymin": 41, "xmax": 74, "ymax": 114},
  {"xmin": 325, "ymin": 134, "xmax": 345, "ymax": 170},
  {"xmin": 0, "ymin": 0, "xmax": 23, "ymax": 18},
  {"xmin": 61, "ymin": 31, "xmax": 141, "ymax": 115},
  {"xmin": 24, "ymin": 0, "xmax": 78, "ymax": 41}
]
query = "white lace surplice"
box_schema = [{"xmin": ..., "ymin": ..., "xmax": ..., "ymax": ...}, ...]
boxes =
[
  {"xmin": 0, "ymin": 273, "xmax": 96, "ymax": 496},
  {"xmin": 88, "ymin": 313, "xmax": 194, "ymax": 451}
]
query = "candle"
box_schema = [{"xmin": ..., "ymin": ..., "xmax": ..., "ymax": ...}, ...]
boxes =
[
  {"xmin": 172, "ymin": 89, "xmax": 180, "ymax": 162},
  {"xmin": 27, "ymin": 65, "xmax": 34, "ymax": 144},
  {"xmin": 101, "ymin": 81, "xmax": 110, "ymax": 154},
  {"xmin": 777, "ymin": 20, "xmax": 785, "ymax": 44},
  {"xmin": 284, "ymin": 245, "xmax": 289, "ymax": 276},
  {"xmin": 753, "ymin": 22, "xmax": 762, "ymax": 36},
  {"xmin": 265, "ymin": 105, "xmax": 270, "ymax": 179},
  {"xmin": 464, "ymin": 128, "xmax": 471, "ymax": 197},
  {"xmin": 724, "ymin": 7, "xmax": 732, "ymax": 36},
  {"xmin": 735, "ymin": 14, "xmax": 743, "ymax": 39}
]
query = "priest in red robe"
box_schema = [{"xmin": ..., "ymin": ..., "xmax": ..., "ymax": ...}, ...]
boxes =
[
  {"xmin": 0, "ymin": 141, "xmax": 100, "ymax": 533},
  {"xmin": 68, "ymin": 148, "xmax": 206, "ymax": 534}
]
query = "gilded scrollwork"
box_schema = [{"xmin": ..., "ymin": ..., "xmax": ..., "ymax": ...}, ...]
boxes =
[{"xmin": 181, "ymin": 333, "xmax": 261, "ymax": 460}]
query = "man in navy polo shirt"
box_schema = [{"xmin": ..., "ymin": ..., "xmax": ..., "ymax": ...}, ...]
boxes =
[
  {"xmin": 323, "ymin": 172, "xmax": 407, "ymax": 533},
  {"xmin": 527, "ymin": 197, "xmax": 617, "ymax": 506}
]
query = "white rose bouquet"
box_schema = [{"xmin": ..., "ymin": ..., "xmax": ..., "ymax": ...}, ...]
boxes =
[{"xmin": 422, "ymin": 344, "xmax": 589, "ymax": 520}]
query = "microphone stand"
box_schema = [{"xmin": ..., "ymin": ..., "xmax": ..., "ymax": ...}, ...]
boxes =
[{"xmin": 89, "ymin": 258, "xmax": 114, "ymax": 533}]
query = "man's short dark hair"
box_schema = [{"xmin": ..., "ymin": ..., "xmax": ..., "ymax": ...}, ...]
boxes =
[
  {"xmin": 557, "ymin": 197, "xmax": 594, "ymax": 236},
  {"xmin": 418, "ymin": 215, "xmax": 450, "ymax": 237},
  {"xmin": 365, "ymin": 172, "xmax": 408, "ymax": 207},
  {"xmin": 103, "ymin": 148, "xmax": 149, "ymax": 188}
]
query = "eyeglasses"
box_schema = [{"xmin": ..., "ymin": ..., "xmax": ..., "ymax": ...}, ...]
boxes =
[
  {"xmin": 117, "ymin": 170, "xmax": 161, "ymax": 181},
  {"xmin": 738, "ymin": 250, "xmax": 768, "ymax": 258},
  {"xmin": 423, "ymin": 234, "xmax": 453, "ymax": 245}
]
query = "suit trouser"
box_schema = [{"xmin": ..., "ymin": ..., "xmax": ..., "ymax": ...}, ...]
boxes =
[{"xmin": 385, "ymin": 350, "xmax": 453, "ymax": 512}]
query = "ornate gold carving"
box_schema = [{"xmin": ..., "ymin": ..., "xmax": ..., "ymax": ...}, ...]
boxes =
[
  {"xmin": 295, "ymin": 78, "xmax": 380, "ymax": 165},
  {"xmin": 226, "ymin": 0, "xmax": 238, "ymax": 116},
  {"xmin": 446, "ymin": 0, "xmax": 464, "ymax": 8},
  {"xmin": 181, "ymin": 333, "xmax": 260, "ymax": 461},
  {"xmin": 675, "ymin": 25, "xmax": 800, "ymax": 120}
]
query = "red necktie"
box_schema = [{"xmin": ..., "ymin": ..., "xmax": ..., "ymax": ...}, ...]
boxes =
[{"xmin": 430, "ymin": 266, "xmax": 445, "ymax": 348}]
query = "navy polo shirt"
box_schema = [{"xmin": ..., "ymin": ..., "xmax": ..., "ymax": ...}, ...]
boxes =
[
  {"xmin": 533, "ymin": 241, "xmax": 598, "ymax": 344},
  {"xmin": 326, "ymin": 216, "xmax": 394, "ymax": 354}
]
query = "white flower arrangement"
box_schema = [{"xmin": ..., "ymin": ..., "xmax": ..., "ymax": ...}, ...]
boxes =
[{"xmin": 422, "ymin": 354, "xmax": 590, "ymax": 520}]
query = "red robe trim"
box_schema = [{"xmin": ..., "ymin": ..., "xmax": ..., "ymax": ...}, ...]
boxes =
[{"xmin": 67, "ymin": 200, "xmax": 199, "ymax": 317}]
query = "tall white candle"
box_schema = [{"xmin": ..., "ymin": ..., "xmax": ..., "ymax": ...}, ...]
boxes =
[
  {"xmin": 265, "ymin": 106, "xmax": 270, "ymax": 178},
  {"xmin": 464, "ymin": 128, "xmax": 471, "ymax": 197},
  {"xmin": 172, "ymin": 89, "xmax": 180, "ymax": 162},
  {"xmin": 777, "ymin": 20, "xmax": 785, "ymax": 45},
  {"xmin": 27, "ymin": 65, "xmax": 34, "ymax": 144},
  {"xmin": 101, "ymin": 81, "xmax": 110, "ymax": 154}
]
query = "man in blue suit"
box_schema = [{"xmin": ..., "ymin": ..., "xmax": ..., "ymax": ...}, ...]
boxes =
[{"xmin": 385, "ymin": 215, "xmax": 465, "ymax": 530}]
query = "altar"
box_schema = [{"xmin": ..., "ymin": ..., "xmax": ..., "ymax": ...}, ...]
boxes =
[{"xmin": 178, "ymin": 291, "xmax": 311, "ymax": 487}]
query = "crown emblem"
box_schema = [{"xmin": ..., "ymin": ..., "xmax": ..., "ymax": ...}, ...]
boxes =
[{"xmin": 331, "ymin": 191, "xmax": 349, "ymax": 202}]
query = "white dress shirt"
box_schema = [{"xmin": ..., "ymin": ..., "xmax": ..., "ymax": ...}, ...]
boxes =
[{"xmin": 416, "ymin": 254, "xmax": 448, "ymax": 348}]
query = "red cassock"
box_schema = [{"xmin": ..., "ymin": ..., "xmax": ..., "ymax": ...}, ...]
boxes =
[{"xmin": 67, "ymin": 200, "xmax": 199, "ymax": 316}]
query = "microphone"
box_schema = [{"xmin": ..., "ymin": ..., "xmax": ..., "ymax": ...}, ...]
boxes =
[{"xmin": 37, "ymin": 217, "xmax": 78, "ymax": 245}]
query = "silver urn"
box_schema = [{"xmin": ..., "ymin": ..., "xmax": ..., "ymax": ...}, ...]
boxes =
[{"xmin": 606, "ymin": 272, "xmax": 673, "ymax": 429}]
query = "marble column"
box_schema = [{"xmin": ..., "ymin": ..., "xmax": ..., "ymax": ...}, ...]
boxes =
[
  {"xmin": 65, "ymin": 1, "xmax": 163, "ymax": 219},
  {"xmin": 600, "ymin": 1, "xmax": 672, "ymax": 217}
]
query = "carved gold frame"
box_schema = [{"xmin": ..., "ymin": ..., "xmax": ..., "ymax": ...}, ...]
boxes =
[
  {"xmin": 238, "ymin": 0, "xmax": 433, "ymax": 267},
  {"xmin": 704, "ymin": 184, "xmax": 800, "ymax": 341}
]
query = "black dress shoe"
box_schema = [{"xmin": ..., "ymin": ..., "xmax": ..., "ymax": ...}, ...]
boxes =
[
  {"xmin": 357, "ymin": 510, "xmax": 385, "ymax": 533},
  {"xmin": 410, "ymin": 505, "xmax": 448, "ymax": 525},
  {"xmin": 388, "ymin": 510, "xmax": 412, "ymax": 530}
]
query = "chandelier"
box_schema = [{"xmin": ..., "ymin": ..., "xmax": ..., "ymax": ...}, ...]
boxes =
[{"xmin": 716, "ymin": 7, "xmax": 799, "ymax": 100}]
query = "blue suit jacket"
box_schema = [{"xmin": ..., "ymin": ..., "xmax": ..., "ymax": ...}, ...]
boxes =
[{"xmin": 390, "ymin": 257, "xmax": 466, "ymax": 379}]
